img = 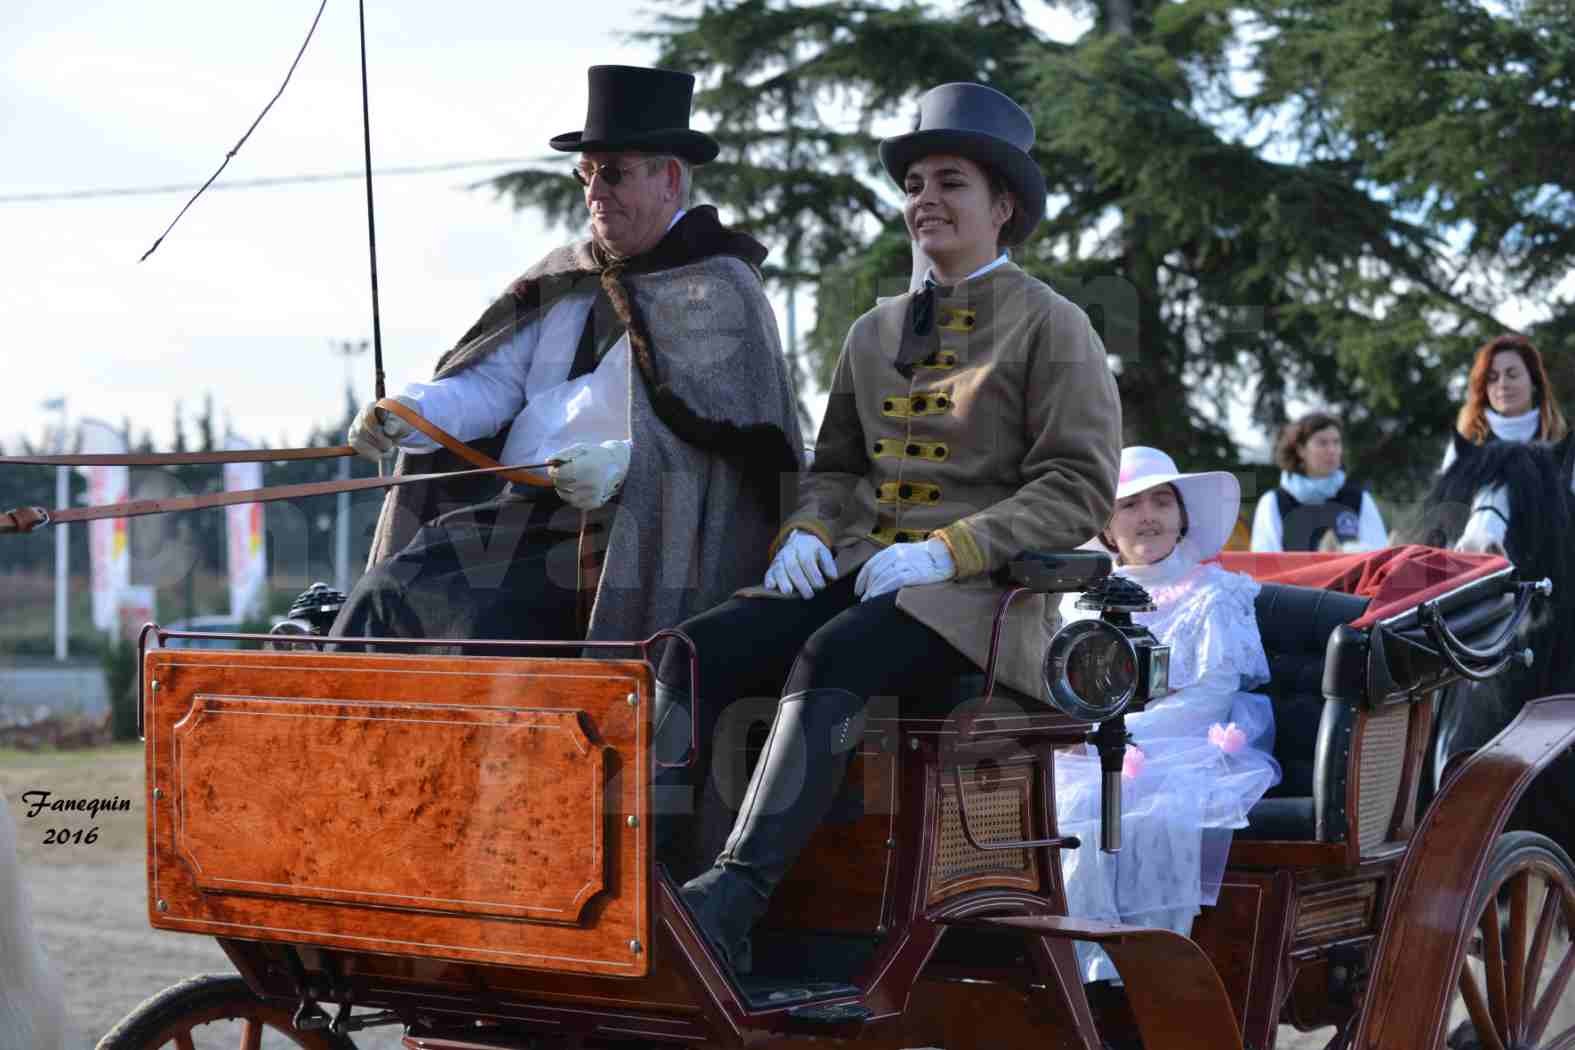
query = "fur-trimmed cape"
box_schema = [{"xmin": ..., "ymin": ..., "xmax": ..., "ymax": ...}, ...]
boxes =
[{"xmin": 366, "ymin": 207, "xmax": 803, "ymax": 644}]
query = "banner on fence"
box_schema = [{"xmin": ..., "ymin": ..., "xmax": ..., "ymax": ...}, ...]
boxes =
[
  {"xmin": 223, "ymin": 436, "xmax": 267, "ymax": 621},
  {"xmin": 76, "ymin": 419, "xmax": 129, "ymax": 633}
]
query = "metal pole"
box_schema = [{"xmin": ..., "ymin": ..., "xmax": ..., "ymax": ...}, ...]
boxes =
[
  {"xmin": 331, "ymin": 339, "xmax": 367, "ymax": 594},
  {"xmin": 54, "ymin": 463, "xmax": 68, "ymax": 662},
  {"xmin": 335, "ymin": 457, "xmax": 351, "ymax": 595}
]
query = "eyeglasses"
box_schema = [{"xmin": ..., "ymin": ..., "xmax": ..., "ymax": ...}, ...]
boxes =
[{"xmin": 571, "ymin": 158, "xmax": 662, "ymax": 187}]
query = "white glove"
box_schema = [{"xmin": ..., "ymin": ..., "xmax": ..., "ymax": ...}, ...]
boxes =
[
  {"xmin": 548, "ymin": 439, "xmax": 631, "ymax": 510},
  {"xmin": 854, "ymin": 537, "xmax": 955, "ymax": 601},
  {"xmin": 764, "ymin": 529, "xmax": 838, "ymax": 598},
  {"xmin": 347, "ymin": 395, "xmax": 416, "ymax": 462}
]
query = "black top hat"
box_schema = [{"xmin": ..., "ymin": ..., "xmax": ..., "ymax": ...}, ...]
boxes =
[
  {"xmin": 879, "ymin": 83, "xmax": 1047, "ymax": 245},
  {"xmin": 550, "ymin": 65, "xmax": 719, "ymax": 164}
]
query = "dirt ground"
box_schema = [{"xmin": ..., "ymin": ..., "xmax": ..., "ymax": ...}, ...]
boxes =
[{"xmin": 1, "ymin": 745, "xmax": 1333, "ymax": 1049}]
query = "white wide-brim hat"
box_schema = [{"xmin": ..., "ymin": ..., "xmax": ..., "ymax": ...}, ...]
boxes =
[{"xmin": 1084, "ymin": 445, "xmax": 1241, "ymax": 561}]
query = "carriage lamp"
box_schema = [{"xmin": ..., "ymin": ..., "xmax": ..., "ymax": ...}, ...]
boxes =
[
  {"xmin": 1042, "ymin": 577, "xmax": 1171, "ymax": 720},
  {"xmin": 265, "ymin": 581, "xmax": 348, "ymax": 649},
  {"xmin": 1043, "ymin": 576, "xmax": 1171, "ymax": 853}
]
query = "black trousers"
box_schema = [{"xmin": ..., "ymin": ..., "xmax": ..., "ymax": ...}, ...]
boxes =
[
  {"xmin": 656, "ymin": 572, "xmax": 974, "ymax": 702},
  {"xmin": 331, "ymin": 493, "xmax": 585, "ymax": 652},
  {"xmin": 657, "ymin": 574, "xmax": 971, "ymax": 780},
  {"xmin": 652, "ymin": 573, "xmax": 975, "ymax": 874}
]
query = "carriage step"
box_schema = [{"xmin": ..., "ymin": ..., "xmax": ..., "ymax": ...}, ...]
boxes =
[
  {"xmin": 736, "ymin": 977, "xmax": 862, "ymax": 1011},
  {"xmin": 937, "ymin": 914, "xmax": 1244, "ymax": 1050},
  {"xmin": 938, "ymin": 912, "xmax": 1176, "ymax": 943},
  {"xmin": 787, "ymin": 1000, "xmax": 874, "ymax": 1024}
]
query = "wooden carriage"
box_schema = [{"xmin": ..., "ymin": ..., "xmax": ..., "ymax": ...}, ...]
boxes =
[{"xmin": 101, "ymin": 545, "xmax": 1575, "ymax": 1050}]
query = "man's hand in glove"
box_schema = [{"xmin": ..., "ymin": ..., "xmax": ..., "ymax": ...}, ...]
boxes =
[
  {"xmin": 548, "ymin": 440, "xmax": 632, "ymax": 510},
  {"xmin": 854, "ymin": 537, "xmax": 956, "ymax": 600},
  {"xmin": 347, "ymin": 395, "xmax": 417, "ymax": 463},
  {"xmin": 764, "ymin": 530, "xmax": 838, "ymax": 598}
]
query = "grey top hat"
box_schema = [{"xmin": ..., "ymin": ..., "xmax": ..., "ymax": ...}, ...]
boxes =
[
  {"xmin": 879, "ymin": 83, "xmax": 1046, "ymax": 245},
  {"xmin": 550, "ymin": 65, "xmax": 719, "ymax": 164}
]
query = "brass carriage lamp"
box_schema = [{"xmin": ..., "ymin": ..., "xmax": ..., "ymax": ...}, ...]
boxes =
[{"xmin": 1043, "ymin": 575, "xmax": 1172, "ymax": 853}]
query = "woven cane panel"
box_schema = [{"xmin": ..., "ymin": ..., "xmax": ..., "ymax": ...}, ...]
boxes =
[
  {"xmin": 928, "ymin": 768, "xmax": 1039, "ymax": 904},
  {"xmin": 1356, "ymin": 704, "xmax": 1411, "ymax": 853}
]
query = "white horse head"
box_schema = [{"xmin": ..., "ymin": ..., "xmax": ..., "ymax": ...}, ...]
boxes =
[
  {"xmin": 1455, "ymin": 482, "xmax": 1511, "ymax": 558},
  {"xmin": 0, "ymin": 790, "xmax": 65, "ymax": 1050}
]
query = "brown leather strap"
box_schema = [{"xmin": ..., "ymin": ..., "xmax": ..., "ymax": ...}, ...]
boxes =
[
  {"xmin": 0, "ymin": 460, "xmax": 553, "ymax": 536},
  {"xmin": 377, "ymin": 397, "xmax": 553, "ymax": 488},
  {"xmin": 0, "ymin": 446, "xmax": 354, "ymax": 466}
]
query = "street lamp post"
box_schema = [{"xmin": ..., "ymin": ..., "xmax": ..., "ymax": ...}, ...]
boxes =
[
  {"xmin": 45, "ymin": 397, "xmax": 69, "ymax": 662},
  {"xmin": 330, "ymin": 340, "xmax": 369, "ymax": 594}
]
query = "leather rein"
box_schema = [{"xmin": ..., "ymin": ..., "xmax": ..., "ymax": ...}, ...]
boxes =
[{"xmin": 0, "ymin": 398, "xmax": 555, "ymax": 535}]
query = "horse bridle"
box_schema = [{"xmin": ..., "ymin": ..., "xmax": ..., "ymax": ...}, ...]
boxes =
[{"xmin": 1468, "ymin": 501, "xmax": 1512, "ymax": 527}]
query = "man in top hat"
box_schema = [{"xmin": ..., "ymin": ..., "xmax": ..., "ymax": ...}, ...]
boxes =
[{"xmin": 334, "ymin": 65, "xmax": 803, "ymax": 649}]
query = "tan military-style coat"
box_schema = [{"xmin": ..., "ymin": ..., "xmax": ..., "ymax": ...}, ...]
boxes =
[{"xmin": 745, "ymin": 261, "xmax": 1122, "ymax": 698}]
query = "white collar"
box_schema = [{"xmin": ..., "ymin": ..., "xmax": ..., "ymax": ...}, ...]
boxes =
[
  {"xmin": 925, "ymin": 251, "xmax": 1009, "ymax": 287},
  {"xmin": 1116, "ymin": 542, "xmax": 1202, "ymax": 590},
  {"xmin": 665, "ymin": 207, "xmax": 687, "ymax": 233},
  {"xmin": 1486, "ymin": 406, "xmax": 1541, "ymax": 443}
]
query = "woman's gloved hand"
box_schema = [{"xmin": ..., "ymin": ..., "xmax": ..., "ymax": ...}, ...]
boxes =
[
  {"xmin": 548, "ymin": 439, "xmax": 632, "ymax": 510},
  {"xmin": 347, "ymin": 395, "xmax": 417, "ymax": 462},
  {"xmin": 764, "ymin": 530, "xmax": 837, "ymax": 598},
  {"xmin": 854, "ymin": 537, "xmax": 955, "ymax": 600}
]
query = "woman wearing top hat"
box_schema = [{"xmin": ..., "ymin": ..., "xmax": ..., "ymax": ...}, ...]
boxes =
[
  {"xmin": 654, "ymin": 82, "xmax": 1123, "ymax": 972},
  {"xmin": 1058, "ymin": 446, "xmax": 1279, "ymax": 983}
]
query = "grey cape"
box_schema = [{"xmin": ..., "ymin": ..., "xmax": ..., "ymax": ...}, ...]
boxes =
[{"xmin": 367, "ymin": 207, "xmax": 804, "ymax": 644}]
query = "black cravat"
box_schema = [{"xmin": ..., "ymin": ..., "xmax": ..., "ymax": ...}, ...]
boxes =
[
  {"xmin": 895, "ymin": 278, "xmax": 944, "ymax": 378},
  {"xmin": 568, "ymin": 286, "xmax": 625, "ymax": 381}
]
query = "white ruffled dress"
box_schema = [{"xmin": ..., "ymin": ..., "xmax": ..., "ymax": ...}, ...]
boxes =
[{"xmin": 1055, "ymin": 543, "xmax": 1280, "ymax": 982}]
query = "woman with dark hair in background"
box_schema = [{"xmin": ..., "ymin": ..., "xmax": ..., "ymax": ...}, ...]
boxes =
[
  {"xmin": 1441, "ymin": 333, "xmax": 1571, "ymax": 487},
  {"xmin": 1250, "ymin": 412, "xmax": 1387, "ymax": 552}
]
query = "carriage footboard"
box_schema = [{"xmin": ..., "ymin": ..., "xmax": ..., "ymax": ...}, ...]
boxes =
[
  {"xmin": 142, "ymin": 647, "xmax": 653, "ymax": 977},
  {"xmin": 937, "ymin": 914, "xmax": 1243, "ymax": 1050}
]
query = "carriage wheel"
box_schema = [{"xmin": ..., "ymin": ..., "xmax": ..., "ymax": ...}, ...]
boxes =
[
  {"xmin": 1445, "ymin": 832, "xmax": 1575, "ymax": 1050},
  {"xmin": 96, "ymin": 974, "xmax": 357, "ymax": 1050}
]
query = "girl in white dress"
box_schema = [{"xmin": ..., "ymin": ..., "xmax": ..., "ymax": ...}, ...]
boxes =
[{"xmin": 1057, "ymin": 446, "xmax": 1281, "ymax": 982}]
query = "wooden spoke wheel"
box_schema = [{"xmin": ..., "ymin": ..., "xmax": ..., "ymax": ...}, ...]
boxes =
[
  {"xmin": 96, "ymin": 974, "xmax": 357, "ymax": 1050},
  {"xmin": 1446, "ymin": 832, "xmax": 1575, "ymax": 1050}
]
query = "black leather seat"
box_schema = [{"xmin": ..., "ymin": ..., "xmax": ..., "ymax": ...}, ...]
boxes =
[{"xmin": 1236, "ymin": 583, "xmax": 1370, "ymax": 841}]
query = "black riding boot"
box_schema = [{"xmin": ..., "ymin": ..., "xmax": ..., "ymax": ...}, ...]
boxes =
[
  {"xmin": 653, "ymin": 680, "xmax": 698, "ymax": 877},
  {"xmin": 680, "ymin": 688, "xmax": 866, "ymax": 974}
]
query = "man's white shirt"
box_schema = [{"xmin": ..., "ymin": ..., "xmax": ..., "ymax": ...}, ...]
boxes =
[{"xmin": 395, "ymin": 209, "xmax": 688, "ymax": 466}]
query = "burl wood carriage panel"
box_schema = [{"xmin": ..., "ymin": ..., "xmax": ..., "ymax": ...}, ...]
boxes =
[{"xmin": 143, "ymin": 648, "xmax": 652, "ymax": 977}]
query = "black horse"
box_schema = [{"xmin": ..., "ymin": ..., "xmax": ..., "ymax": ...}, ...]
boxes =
[{"xmin": 1403, "ymin": 434, "xmax": 1575, "ymax": 851}]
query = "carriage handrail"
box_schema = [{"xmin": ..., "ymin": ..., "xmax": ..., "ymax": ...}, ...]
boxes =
[
  {"xmin": 1415, "ymin": 578, "xmax": 1547, "ymax": 682},
  {"xmin": 950, "ymin": 763, "xmax": 1082, "ymax": 853},
  {"xmin": 133, "ymin": 621, "xmax": 700, "ymax": 762}
]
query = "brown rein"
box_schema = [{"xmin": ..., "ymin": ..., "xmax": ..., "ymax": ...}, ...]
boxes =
[{"xmin": 0, "ymin": 398, "xmax": 557, "ymax": 535}]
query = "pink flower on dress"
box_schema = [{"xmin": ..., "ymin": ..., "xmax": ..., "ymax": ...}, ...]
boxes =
[
  {"xmin": 1209, "ymin": 722, "xmax": 1247, "ymax": 754},
  {"xmin": 1122, "ymin": 744, "xmax": 1146, "ymax": 780}
]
